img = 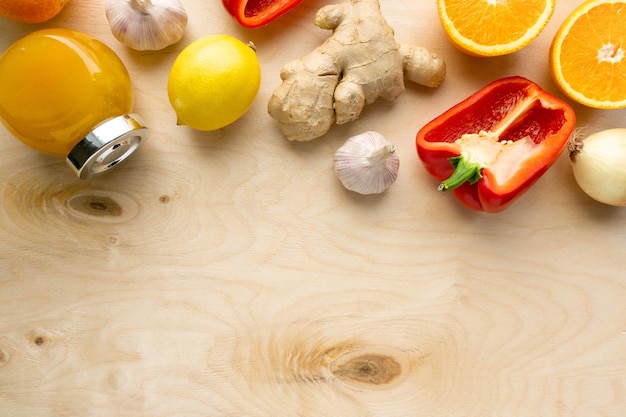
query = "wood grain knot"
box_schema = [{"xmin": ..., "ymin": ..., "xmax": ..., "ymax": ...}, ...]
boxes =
[
  {"xmin": 0, "ymin": 348, "xmax": 8, "ymax": 365},
  {"xmin": 64, "ymin": 190, "xmax": 139, "ymax": 223},
  {"xmin": 106, "ymin": 369, "xmax": 130, "ymax": 391},
  {"xmin": 331, "ymin": 354, "xmax": 401, "ymax": 386},
  {"xmin": 159, "ymin": 195, "xmax": 171, "ymax": 204},
  {"xmin": 31, "ymin": 335, "xmax": 47, "ymax": 346},
  {"xmin": 68, "ymin": 194, "xmax": 122, "ymax": 217}
]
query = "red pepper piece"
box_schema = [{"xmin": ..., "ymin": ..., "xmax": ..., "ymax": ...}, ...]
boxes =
[
  {"xmin": 416, "ymin": 76, "xmax": 576, "ymax": 213},
  {"xmin": 222, "ymin": 0, "xmax": 304, "ymax": 28}
]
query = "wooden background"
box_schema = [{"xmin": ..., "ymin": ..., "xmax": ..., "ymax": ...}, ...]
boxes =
[{"xmin": 1, "ymin": 1, "xmax": 625, "ymax": 416}]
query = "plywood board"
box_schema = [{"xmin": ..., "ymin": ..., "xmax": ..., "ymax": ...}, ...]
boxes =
[{"xmin": 1, "ymin": 1, "xmax": 625, "ymax": 416}]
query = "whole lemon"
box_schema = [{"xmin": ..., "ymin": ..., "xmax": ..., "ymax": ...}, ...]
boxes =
[{"xmin": 167, "ymin": 34, "xmax": 261, "ymax": 131}]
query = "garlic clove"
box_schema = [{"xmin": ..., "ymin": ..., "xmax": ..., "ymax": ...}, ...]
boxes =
[
  {"xmin": 334, "ymin": 131, "xmax": 400, "ymax": 195},
  {"xmin": 105, "ymin": 0, "xmax": 188, "ymax": 51}
]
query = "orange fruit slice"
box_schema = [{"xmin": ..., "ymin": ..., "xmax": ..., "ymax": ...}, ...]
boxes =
[
  {"xmin": 437, "ymin": 0, "xmax": 555, "ymax": 57},
  {"xmin": 0, "ymin": 0, "xmax": 69, "ymax": 24},
  {"xmin": 550, "ymin": 0, "xmax": 626, "ymax": 109}
]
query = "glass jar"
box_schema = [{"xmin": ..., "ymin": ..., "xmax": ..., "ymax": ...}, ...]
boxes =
[{"xmin": 0, "ymin": 28, "xmax": 149, "ymax": 178}]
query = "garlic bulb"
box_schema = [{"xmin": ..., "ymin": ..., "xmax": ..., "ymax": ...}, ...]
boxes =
[
  {"xmin": 334, "ymin": 131, "xmax": 400, "ymax": 195},
  {"xmin": 105, "ymin": 0, "xmax": 188, "ymax": 51},
  {"xmin": 569, "ymin": 128, "xmax": 626, "ymax": 206}
]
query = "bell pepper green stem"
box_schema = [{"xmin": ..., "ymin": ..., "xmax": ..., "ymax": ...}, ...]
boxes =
[{"xmin": 438, "ymin": 155, "xmax": 483, "ymax": 191}]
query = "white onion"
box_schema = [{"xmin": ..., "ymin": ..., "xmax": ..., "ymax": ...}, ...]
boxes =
[{"xmin": 569, "ymin": 128, "xmax": 626, "ymax": 206}]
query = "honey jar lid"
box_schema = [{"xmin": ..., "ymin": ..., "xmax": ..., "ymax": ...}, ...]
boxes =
[{"xmin": 66, "ymin": 114, "xmax": 149, "ymax": 179}]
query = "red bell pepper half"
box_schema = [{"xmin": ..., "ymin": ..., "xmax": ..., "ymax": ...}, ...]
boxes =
[
  {"xmin": 222, "ymin": 0, "xmax": 304, "ymax": 28},
  {"xmin": 416, "ymin": 76, "xmax": 576, "ymax": 213}
]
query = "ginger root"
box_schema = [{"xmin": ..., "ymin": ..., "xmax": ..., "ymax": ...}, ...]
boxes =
[{"xmin": 268, "ymin": 0, "xmax": 446, "ymax": 142}]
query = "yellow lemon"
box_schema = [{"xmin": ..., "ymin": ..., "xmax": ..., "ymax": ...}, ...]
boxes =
[{"xmin": 167, "ymin": 34, "xmax": 261, "ymax": 131}]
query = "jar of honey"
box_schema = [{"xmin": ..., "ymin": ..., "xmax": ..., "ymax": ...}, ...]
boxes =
[{"xmin": 0, "ymin": 28, "xmax": 149, "ymax": 178}]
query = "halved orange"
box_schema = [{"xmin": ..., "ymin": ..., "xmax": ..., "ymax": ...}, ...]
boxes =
[
  {"xmin": 550, "ymin": 0, "xmax": 626, "ymax": 109},
  {"xmin": 0, "ymin": 0, "xmax": 69, "ymax": 24},
  {"xmin": 437, "ymin": 0, "xmax": 555, "ymax": 57}
]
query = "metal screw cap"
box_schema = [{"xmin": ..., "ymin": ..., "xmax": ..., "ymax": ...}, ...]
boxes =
[{"xmin": 66, "ymin": 114, "xmax": 149, "ymax": 179}]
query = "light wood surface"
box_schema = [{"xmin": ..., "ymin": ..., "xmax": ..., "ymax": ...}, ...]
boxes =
[{"xmin": 1, "ymin": 1, "xmax": 626, "ymax": 416}]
